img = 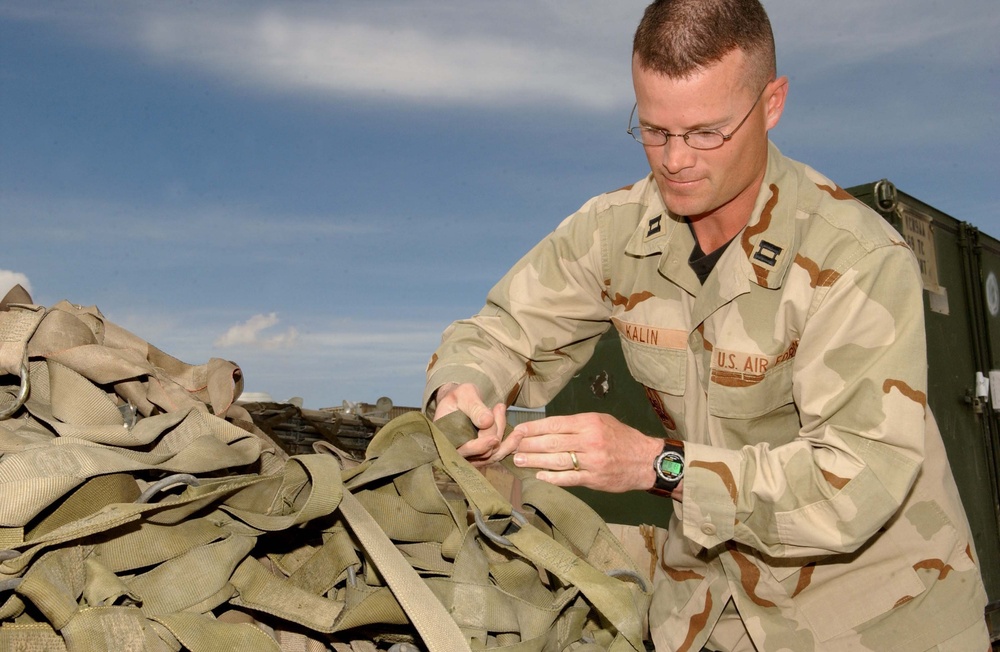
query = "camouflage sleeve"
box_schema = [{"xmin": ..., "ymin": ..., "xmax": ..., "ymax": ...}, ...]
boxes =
[
  {"xmin": 424, "ymin": 204, "xmax": 615, "ymax": 411},
  {"xmin": 682, "ymin": 241, "xmax": 927, "ymax": 557}
]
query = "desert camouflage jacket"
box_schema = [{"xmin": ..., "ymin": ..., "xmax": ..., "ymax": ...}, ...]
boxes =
[{"xmin": 425, "ymin": 143, "xmax": 988, "ymax": 651}]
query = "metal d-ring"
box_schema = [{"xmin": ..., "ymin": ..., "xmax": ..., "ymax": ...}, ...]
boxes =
[
  {"xmin": 607, "ymin": 568, "xmax": 650, "ymax": 593},
  {"xmin": 0, "ymin": 361, "xmax": 30, "ymax": 421},
  {"xmin": 0, "ymin": 578, "xmax": 21, "ymax": 593},
  {"xmin": 473, "ymin": 507, "xmax": 528, "ymax": 547},
  {"xmin": 387, "ymin": 643, "xmax": 422, "ymax": 652},
  {"xmin": 135, "ymin": 474, "xmax": 201, "ymax": 504}
]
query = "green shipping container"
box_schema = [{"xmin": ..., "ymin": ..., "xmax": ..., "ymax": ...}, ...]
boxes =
[{"xmin": 546, "ymin": 179, "xmax": 1000, "ymax": 641}]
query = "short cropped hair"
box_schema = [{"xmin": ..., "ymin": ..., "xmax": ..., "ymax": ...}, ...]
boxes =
[{"xmin": 633, "ymin": 0, "xmax": 776, "ymax": 90}]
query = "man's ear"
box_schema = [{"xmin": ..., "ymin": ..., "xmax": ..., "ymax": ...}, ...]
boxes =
[{"xmin": 764, "ymin": 76, "xmax": 789, "ymax": 131}]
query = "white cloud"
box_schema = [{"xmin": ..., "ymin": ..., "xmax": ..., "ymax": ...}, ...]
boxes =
[
  {"xmin": 135, "ymin": 8, "xmax": 628, "ymax": 110},
  {"xmin": 7, "ymin": 0, "xmax": 995, "ymax": 114},
  {"xmin": 215, "ymin": 312, "xmax": 299, "ymax": 349},
  {"xmin": 0, "ymin": 0, "xmax": 639, "ymax": 111},
  {"xmin": 0, "ymin": 271, "xmax": 32, "ymax": 300}
]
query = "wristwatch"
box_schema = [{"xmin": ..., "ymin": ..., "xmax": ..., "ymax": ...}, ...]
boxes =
[{"xmin": 650, "ymin": 439, "xmax": 685, "ymax": 497}]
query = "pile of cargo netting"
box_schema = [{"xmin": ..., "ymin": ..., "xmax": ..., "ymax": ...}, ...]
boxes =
[{"xmin": 0, "ymin": 290, "xmax": 651, "ymax": 651}]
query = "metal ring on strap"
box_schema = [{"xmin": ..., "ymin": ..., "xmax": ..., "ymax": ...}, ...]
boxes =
[
  {"xmin": 135, "ymin": 473, "xmax": 201, "ymax": 504},
  {"xmin": 0, "ymin": 578, "xmax": 21, "ymax": 593},
  {"xmin": 387, "ymin": 643, "xmax": 422, "ymax": 652},
  {"xmin": 0, "ymin": 550, "xmax": 18, "ymax": 562},
  {"xmin": 0, "ymin": 361, "xmax": 30, "ymax": 421},
  {"xmin": 473, "ymin": 507, "xmax": 528, "ymax": 547},
  {"xmin": 606, "ymin": 568, "xmax": 650, "ymax": 594}
]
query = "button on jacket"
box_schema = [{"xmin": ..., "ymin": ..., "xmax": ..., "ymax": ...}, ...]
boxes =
[{"xmin": 425, "ymin": 143, "xmax": 988, "ymax": 651}]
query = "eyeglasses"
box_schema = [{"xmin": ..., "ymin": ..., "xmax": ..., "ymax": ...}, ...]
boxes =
[{"xmin": 627, "ymin": 82, "xmax": 770, "ymax": 150}]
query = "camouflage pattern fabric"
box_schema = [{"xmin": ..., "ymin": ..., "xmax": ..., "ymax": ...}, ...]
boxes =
[{"xmin": 425, "ymin": 142, "xmax": 990, "ymax": 651}]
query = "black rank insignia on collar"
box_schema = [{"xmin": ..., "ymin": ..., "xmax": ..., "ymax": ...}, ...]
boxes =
[
  {"xmin": 753, "ymin": 240, "xmax": 783, "ymax": 266},
  {"xmin": 646, "ymin": 215, "xmax": 662, "ymax": 238}
]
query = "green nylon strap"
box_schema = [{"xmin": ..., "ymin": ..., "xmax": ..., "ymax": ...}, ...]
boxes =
[
  {"xmin": 336, "ymin": 488, "xmax": 468, "ymax": 651},
  {"xmin": 430, "ymin": 415, "xmax": 648, "ymax": 648},
  {"xmin": 0, "ymin": 410, "xmax": 271, "ymax": 529},
  {"xmin": 284, "ymin": 527, "xmax": 358, "ymax": 596},
  {"xmin": 0, "ymin": 303, "xmax": 45, "ymax": 377},
  {"xmin": 26, "ymin": 473, "xmax": 140, "ymax": 541},
  {"xmin": 347, "ymin": 411, "xmax": 650, "ymax": 650},
  {"xmin": 60, "ymin": 607, "xmax": 172, "ymax": 652},
  {"xmin": 152, "ymin": 611, "xmax": 281, "ymax": 652},
  {"xmin": 0, "ymin": 621, "xmax": 67, "ymax": 652},
  {"xmin": 229, "ymin": 556, "xmax": 346, "ymax": 631},
  {"xmin": 129, "ymin": 534, "xmax": 255, "ymax": 616},
  {"xmin": 17, "ymin": 547, "xmax": 86, "ymax": 630}
]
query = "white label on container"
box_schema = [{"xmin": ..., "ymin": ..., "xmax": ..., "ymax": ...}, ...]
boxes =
[{"xmin": 986, "ymin": 272, "xmax": 999, "ymax": 317}]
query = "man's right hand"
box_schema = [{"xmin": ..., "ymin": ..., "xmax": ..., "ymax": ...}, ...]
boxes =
[{"xmin": 433, "ymin": 383, "xmax": 511, "ymax": 466}]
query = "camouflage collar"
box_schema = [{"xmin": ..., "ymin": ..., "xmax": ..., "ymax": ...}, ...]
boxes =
[
  {"xmin": 733, "ymin": 142, "xmax": 797, "ymax": 290},
  {"xmin": 624, "ymin": 142, "xmax": 797, "ymax": 292}
]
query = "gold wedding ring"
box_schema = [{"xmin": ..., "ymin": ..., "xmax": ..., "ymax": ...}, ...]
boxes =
[{"xmin": 569, "ymin": 451, "xmax": 581, "ymax": 472}]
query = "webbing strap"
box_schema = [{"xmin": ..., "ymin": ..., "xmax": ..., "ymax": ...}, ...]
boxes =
[
  {"xmin": 348, "ymin": 412, "xmax": 650, "ymax": 650},
  {"xmin": 0, "ymin": 622, "xmax": 67, "ymax": 652},
  {"xmin": 0, "ymin": 304, "xmax": 44, "ymax": 377},
  {"xmin": 428, "ymin": 416, "xmax": 648, "ymax": 650},
  {"xmin": 337, "ymin": 489, "xmax": 468, "ymax": 651},
  {"xmin": 152, "ymin": 611, "xmax": 281, "ymax": 652}
]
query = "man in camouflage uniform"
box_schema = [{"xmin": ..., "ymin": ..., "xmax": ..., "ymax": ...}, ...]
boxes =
[{"xmin": 424, "ymin": 0, "xmax": 991, "ymax": 649}]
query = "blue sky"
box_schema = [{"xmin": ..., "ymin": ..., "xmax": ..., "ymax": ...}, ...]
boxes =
[{"xmin": 1, "ymin": 0, "xmax": 997, "ymax": 409}]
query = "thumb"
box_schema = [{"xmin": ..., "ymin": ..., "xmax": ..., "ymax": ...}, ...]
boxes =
[{"xmin": 467, "ymin": 402, "xmax": 495, "ymax": 429}]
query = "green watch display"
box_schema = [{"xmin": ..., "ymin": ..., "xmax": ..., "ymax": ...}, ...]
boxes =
[{"xmin": 651, "ymin": 439, "xmax": 685, "ymax": 497}]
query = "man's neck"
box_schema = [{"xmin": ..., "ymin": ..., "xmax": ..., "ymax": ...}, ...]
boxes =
[
  {"xmin": 688, "ymin": 217, "xmax": 743, "ymax": 254},
  {"xmin": 687, "ymin": 174, "xmax": 765, "ymax": 253}
]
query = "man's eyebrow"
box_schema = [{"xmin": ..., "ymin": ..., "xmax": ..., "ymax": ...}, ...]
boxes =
[{"xmin": 639, "ymin": 113, "xmax": 732, "ymax": 132}]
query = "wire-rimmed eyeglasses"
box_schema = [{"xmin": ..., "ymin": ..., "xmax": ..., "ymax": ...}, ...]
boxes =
[{"xmin": 627, "ymin": 82, "xmax": 770, "ymax": 150}]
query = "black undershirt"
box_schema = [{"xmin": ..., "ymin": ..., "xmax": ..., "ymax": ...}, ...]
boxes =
[{"xmin": 687, "ymin": 221, "xmax": 735, "ymax": 284}]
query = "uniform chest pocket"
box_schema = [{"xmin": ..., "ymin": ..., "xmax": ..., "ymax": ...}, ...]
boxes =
[
  {"xmin": 617, "ymin": 336, "xmax": 687, "ymax": 396},
  {"xmin": 708, "ymin": 354, "xmax": 794, "ymax": 419}
]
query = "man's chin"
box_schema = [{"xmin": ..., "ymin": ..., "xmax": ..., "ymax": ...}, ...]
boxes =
[
  {"xmin": 661, "ymin": 196, "xmax": 709, "ymax": 220},
  {"xmin": 656, "ymin": 182, "xmax": 709, "ymax": 217}
]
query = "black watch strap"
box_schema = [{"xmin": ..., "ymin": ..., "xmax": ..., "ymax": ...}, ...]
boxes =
[{"xmin": 649, "ymin": 439, "xmax": 685, "ymax": 497}]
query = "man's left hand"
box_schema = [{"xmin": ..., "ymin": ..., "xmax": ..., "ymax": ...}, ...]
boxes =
[{"xmin": 509, "ymin": 413, "xmax": 663, "ymax": 493}]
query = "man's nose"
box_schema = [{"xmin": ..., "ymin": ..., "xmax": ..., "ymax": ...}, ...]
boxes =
[{"xmin": 660, "ymin": 135, "xmax": 695, "ymax": 173}]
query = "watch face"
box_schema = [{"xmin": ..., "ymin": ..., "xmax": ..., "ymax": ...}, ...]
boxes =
[
  {"xmin": 659, "ymin": 455, "xmax": 683, "ymax": 478},
  {"xmin": 656, "ymin": 450, "xmax": 684, "ymax": 482}
]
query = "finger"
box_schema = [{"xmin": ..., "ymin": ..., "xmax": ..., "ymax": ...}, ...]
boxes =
[
  {"xmin": 510, "ymin": 414, "xmax": 578, "ymax": 441},
  {"xmin": 513, "ymin": 451, "xmax": 580, "ymax": 472},
  {"xmin": 514, "ymin": 433, "xmax": 578, "ymax": 455},
  {"xmin": 456, "ymin": 432, "xmax": 500, "ymax": 459},
  {"xmin": 491, "ymin": 405, "xmax": 537, "ymax": 462},
  {"xmin": 492, "ymin": 430, "xmax": 523, "ymax": 462}
]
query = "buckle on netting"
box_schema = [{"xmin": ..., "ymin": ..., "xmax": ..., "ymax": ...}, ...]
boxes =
[
  {"xmin": 0, "ymin": 361, "xmax": 30, "ymax": 421},
  {"xmin": 472, "ymin": 507, "xmax": 528, "ymax": 547},
  {"xmin": 135, "ymin": 474, "xmax": 201, "ymax": 504},
  {"xmin": 118, "ymin": 401, "xmax": 138, "ymax": 430}
]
